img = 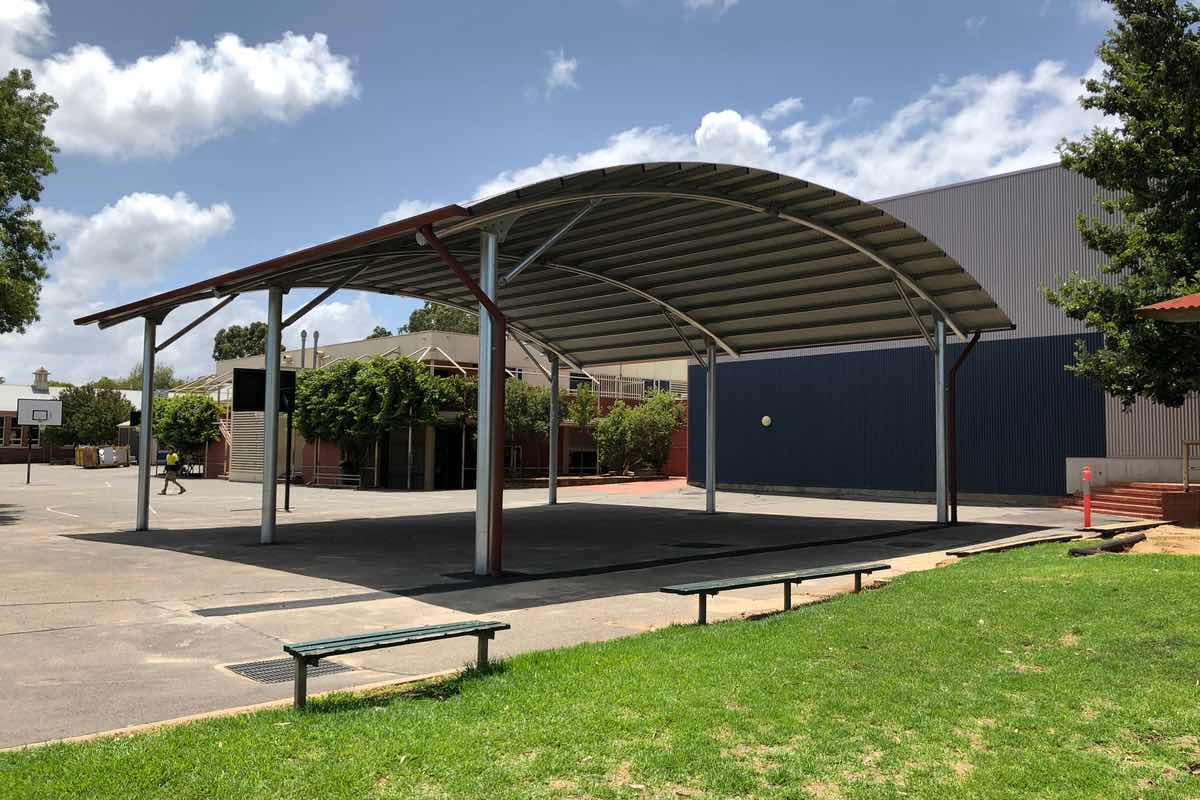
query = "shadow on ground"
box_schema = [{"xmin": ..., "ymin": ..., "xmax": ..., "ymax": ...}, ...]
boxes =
[
  {"xmin": 69, "ymin": 503, "xmax": 1044, "ymax": 614},
  {"xmin": 0, "ymin": 502, "xmax": 22, "ymax": 525}
]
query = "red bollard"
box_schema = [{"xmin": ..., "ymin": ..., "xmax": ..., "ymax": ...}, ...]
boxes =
[{"xmin": 1081, "ymin": 465, "xmax": 1092, "ymax": 528}]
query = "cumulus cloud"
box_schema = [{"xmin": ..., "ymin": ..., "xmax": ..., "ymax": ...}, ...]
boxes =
[
  {"xmin": 473, "ymin": 59, "xmax": 1110, "ymax": 202},
  {"xmin": 683, "ymin": 0, "xmax": 739, "ymax": 16},
  {"xmin": 0, "ymin": 193, "xmax": 234, "ymax": 384},
  {"xmin": 545, "ymin": 48, "xmax": 579, "ymax": 95},
  {"xmin": 377, "ymin": 199, "xmax": 444, "ymax": 226},
  {"xmin": 760, "ymin": 96, "xmax": 803, "ymax": 122},
  {"xmin": 2, "ymin": 0, "xmax": 357, "ymax": 158}
]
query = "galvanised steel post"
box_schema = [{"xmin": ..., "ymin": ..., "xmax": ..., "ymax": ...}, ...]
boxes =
[
  {"xmin": 476, "ymin": 228, "xmax": 499, "ymax": 575},
  {"xmin": 548, "ymin": 353, "xmax": 559, "ymax": 505},
  {"xmin": 135, "ymin": 316, "xmax": 157, "ymax": 531},
  {"xmin": 934, "ymin": 318, "xmax": 948, "ymax": 524},
  {"xmin": 705, "ymin": 338, "xmax": 717, "ymax": 514},
  {"xmin": 261, "ymin": 285, "xmax": 283, "ymax": 544}
]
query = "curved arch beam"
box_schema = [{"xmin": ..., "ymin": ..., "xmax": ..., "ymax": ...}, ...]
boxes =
[{"xmin": 443, "ymin": 189, "xmax": 966, "ymax": 340}]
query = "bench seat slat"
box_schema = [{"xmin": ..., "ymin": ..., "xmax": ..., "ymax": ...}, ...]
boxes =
[
  {"xmin": 660, "ymin": 562, "xmax": 890, "ymax": 595},
  {"xmin": 285, "ymin": 620, "xmax": 510, "ymax": 659}
]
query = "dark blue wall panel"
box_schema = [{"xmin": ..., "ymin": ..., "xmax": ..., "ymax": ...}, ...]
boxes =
[{"xmin": 688, "ymin": 333, "xmax": 1105, "ymax": 496}]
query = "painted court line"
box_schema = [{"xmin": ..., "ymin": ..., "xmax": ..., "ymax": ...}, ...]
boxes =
[{"xmin": 44, "ymin": 506, "xmax": 80, "ymax": 518}]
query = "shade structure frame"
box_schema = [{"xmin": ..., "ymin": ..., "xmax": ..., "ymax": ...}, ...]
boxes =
[{"xmin": 74, "ymin": 163, "xmax": 1013, "ymax": 369}]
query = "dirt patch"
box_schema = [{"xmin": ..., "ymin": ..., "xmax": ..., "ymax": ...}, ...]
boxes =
[
  {"xmin": 1129, "ymin": 525, "xmax": 1200, "ymax": 555},
  {"xmin": 803, "ymin": 781, "xmax": 843, "ymax": 799}
]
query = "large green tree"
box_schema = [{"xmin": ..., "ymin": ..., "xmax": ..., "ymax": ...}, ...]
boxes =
[
  {"xmin": 1046, "ymin": 0, "xmax": 1200, "ymax": 407},
  {"xmin": 504, "ymin": 378, "xmax": 554, "ymax": 442},
  {"xmin": 153, "ymin": 394, "xmax": 221, "ymax": 456},
  {"xmin": 594, "ymin": 391, "xmax": 684, "ymax": 474},
  {"xmin": 367, "ymin": 325, "xmax": 392, "ymax": 339},
  {"xmin": 212, "ymin": 322, "xmax": 268, "ymax": 361},
  {"xmin": 122, "ymin": 363, "xmax": 182, "ymax": 390},
  {"xmin": 43, "ymin": 385, "xmax": 133, "ymax": 447},
  {"xmin": 294, "ymin": 356, "xmax": 455, "ymax": 470},
  {"xmin": 0, "ymin": 69, "xmax": 57, "ymax": 334},
  {"xmin": 399, "ymin": 302, "xmax": 479, "ymax": 335}
]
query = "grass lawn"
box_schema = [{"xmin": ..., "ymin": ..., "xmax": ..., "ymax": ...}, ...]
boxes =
[{"xmin": 4, "ymin": 545, "xmax": 1200, "ymax": 799}]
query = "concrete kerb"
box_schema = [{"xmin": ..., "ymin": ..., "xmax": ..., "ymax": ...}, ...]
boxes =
[{"xmin": 0, "ymin": 669, "xmax": 460, "ymax": 753}]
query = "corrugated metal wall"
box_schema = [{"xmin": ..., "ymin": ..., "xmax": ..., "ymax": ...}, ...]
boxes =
[
  {"xmin": 689, "ymin": 333, "xmax": 1106, "ymax": 496},
  {"xmin": 1106, "ymin": 395, "xmax": 1200, "ymax": 458}
]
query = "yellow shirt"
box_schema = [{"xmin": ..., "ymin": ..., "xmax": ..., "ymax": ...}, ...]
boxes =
[{"xmin": 166, "ymin": 452, "xmax": 179, "ymax": 466}]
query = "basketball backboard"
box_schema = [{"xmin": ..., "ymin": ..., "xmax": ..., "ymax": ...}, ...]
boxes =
[{"xmin": 17, "ymin": 398, "xmax": 63, "ymax": 427}]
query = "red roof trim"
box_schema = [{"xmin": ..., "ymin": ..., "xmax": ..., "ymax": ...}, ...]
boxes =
[
  {"xmin": 73, "ymin": 204, "xmax": 470, "ymax": 326},
  {"xmin": 1139, "ymin": 292, "xmax": 1200, "ymax": 312}
]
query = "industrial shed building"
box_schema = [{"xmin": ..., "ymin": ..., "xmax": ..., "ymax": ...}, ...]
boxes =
[{"xmin": 688, "ymin": 164, "xmax": 1200, "ymax": 499}]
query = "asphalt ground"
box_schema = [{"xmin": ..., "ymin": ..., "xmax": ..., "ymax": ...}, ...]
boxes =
[{"xmin": 0, "ymin": 464, "xmax": 1097, "ymax": 748}]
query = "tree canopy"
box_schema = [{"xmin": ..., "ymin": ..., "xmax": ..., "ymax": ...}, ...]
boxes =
[
  {"xmin": 43, "ymin": 385, "xmax": 133, "ymax": 447},
  {"xmin": 212, "ymin": 322, "xmax": 268, "ymax": 361},
  {"xmin": 153, "ymin": 394, "xmax": 222, "ymax": 455},
  {"xmin": 294, "ymin": 356, "xmax": 457, "ymax": 469},
  {"xmin": 107, "ymin": 363, "xmax": 182, "ymax": 391},
  {"xmin": 1046, "ymin": 0, "xmax": 1200, "ymax": 407},
  {"xmin": 504, "ymin": 378, "xmax": 555, "ymax": 442},
  {"xmin": 567, "ymin": 382, "xmax": 599, "ymax": 433},
  {"xmin": 399, "ymin": 302, "xmax": 479, "ymax": 335},
  {"xmin": 0, "ymin": 69, "xmax": 57, "ymax": 335},
  {"xmin": 367, "ymin": 325, "xmax": 392, "ymax": 339},
  {"xmin": 594, "ymin": 391, "xmax": 684, "ymax": 474}
]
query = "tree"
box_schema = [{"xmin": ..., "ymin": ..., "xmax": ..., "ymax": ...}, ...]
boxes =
[
  {"xmin": 1045, "ymin": 0, "xmax": 1200, "ymax": 407},
  {"xmin": 124, "ymin": 363, "xmax": 181, "ymax": 390},
  {"xmin": 567, "ymin": 382, "xmax": 601, "ymax": 473},
  {"xmin": 594, "ymin": 391, "xmax": 685, "ymax": 474},
  {"xmin": 212, "ymin": 322, "xmax": 268, "ymax": 361},
  {"xmin": 367, "ymin": 325, "xmax": 392, "ymax": 339},
  {"xmin": 399, "ymin": 302, "xmax": 479, "ymax": 334},
  {"xmin": 294, "ymin": 356, "xmax": 455, "ymax": 471},
  {"xmin": 504, "ymin": 378, "xmax": 553, "ymax": 442},
  {"xmin": 0, "ymin": 69, "xmax": 57, "ymax": 334},
  {"xmin": 43, "ymin": 385, "xmax": 133, "ymax": 447},
  {"xmin": 153, "ymin": 394, "xmax": 221, "ymax": 456}
]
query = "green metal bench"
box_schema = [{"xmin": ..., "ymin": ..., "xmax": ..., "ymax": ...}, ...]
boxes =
[
  {"xmin": 283, "ymin": 619, "xmax": 510, "ymax": 709},
  {"xmin": 661, "ymin": 561, "xmax": 890, "ymax": 624}
]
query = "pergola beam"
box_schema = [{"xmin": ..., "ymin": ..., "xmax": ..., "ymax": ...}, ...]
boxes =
[{"xmin": 155, "ymin": 294, "xmax": 237, "ymax": 353}]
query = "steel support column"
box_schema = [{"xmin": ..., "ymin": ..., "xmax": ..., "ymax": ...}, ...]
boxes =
[
  {"xmin": 947, "ymin": 331, "xmax": 981, "ymax": 523},
  {"xmin": 476, "ymin": 230, "xmax": 499, "ymax": 574},
  {"xmin": 934, "ymin": 318, "xmax": 948, "ymax": 524},
  {"xmin": 705, "ymin": 338, "xmax": 717, "ymax": 514},
  {"xmin": 548, "ymin": 353, "xmax": 559, "ymax": 505},
  {"xmin": 135, "ymin": 317, "xmax": 157, "ymax": 531},
  {"xmin": 261, "ymin": 285, "xmax": 283, "ymax": 544}
]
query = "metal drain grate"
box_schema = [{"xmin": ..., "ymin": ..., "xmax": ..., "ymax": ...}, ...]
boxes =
[{"xmin": 225, "ymin": 657, "xmax": 354, "ymax": 684}]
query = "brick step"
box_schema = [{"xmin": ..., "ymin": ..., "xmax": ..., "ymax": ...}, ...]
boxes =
[
  {"xmin": 1087, "ymin": 493, "xmax": 1165, "ymax": 509},
  {"xmin": 1061, "ymin": 500, "xmax": 1164, "ymax": 520},
  {"xmin": 1097, "ymin": 486, "xmax": 1167, "ymax": 500},
  {"xmin": 1124, "ymin": 482, "xmax": 1186, "ymax": 491}
]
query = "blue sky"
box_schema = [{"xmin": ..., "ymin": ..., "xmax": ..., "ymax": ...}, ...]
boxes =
[{"xmin": 0, "ymin": 0, "xmax": 1115, "ymax": 383}]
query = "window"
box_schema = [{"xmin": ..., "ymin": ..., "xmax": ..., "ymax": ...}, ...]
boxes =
[
  {"xmin": 7, "ymin": 421, "xmax": 20, "ymax": 447},
  {"xmin": 27, "ymin": 426, "xmax": 38, "ymax": 447},
  {"xmin": 569, "ymin": 372, "xmax": 593, "ymax": 390},
  {"xmin": 643, "ymin": 378, "xmax": 670, "ymax": 394}
]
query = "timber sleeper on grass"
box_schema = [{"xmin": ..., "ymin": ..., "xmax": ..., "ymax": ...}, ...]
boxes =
[
  {"xmin": 283, "ymin": 620, "xmax": 510, "ymax": 709},
  {"xmin": 661, "ymin": 561, "xmax": 890, "ymax": 624}
]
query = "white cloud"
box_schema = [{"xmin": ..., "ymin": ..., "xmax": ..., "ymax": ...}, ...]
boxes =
[
  {"xmin": 545, "ymin": 48, "xmax": 579, "ymax": 95},
  {"xmin": 377, "ymin": 199, "xmax": 444, "ymax": 226},
  {"xmin": 0, "ymin": 193, "xmax": 234, "ymax": 384},
  {"xmin": 472, "ymin": 59, "xmax": 1110, "ymax": 202},
  {"xmin": 4, "ymin": 1, "xmax": 357, "ymax": 158},
  {"xmin": 683, "ymin": 0, "xmax": 739, "ymax": 16},
  {"xmin": 760, "ymin": 96, "xmax": 803, "ymax": 122},
  {"xmin": 964, "ymin": 15, "xmax": 988, "ymax": 34},
  {"xmin": 1075, "ymin": 0, "xmax": 1115, "ymax": 24}
]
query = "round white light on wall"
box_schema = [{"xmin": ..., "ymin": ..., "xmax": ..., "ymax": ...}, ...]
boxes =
[{"xmin": 761, "ymin": 415, "xmax": 772, "ymax": 428}]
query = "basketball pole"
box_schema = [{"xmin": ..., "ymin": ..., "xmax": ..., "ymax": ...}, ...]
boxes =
[{"xmin": 26, "ymin": 436, "xmax": 31, "ymax": 485}]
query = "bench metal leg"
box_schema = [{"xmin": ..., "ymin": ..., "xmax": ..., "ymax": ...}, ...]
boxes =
[
  {"xmin": 854, "ymin": 572, "xmax": 862, "ymax": 592},
  {"xmin": 293, "ymin": 655, "xmax": 308, "ymax": 710},
  {"xmin": 476, "ymin": 632, "xmax": 493, "ymax": 670},
  {"xmin": 698, "ymin": 593, "xmax": 708, "ymax": 625},
  {"xmin": 784, "ymin": 582, "xmax": 792, "ymax": 610}
]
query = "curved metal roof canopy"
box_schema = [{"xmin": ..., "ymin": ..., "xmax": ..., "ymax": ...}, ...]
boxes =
[{"xmin": 75, "ymin": 163, "xmax": 1013, "ymax": 365}]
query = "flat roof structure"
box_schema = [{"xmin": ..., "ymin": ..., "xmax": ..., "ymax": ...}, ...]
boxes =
[{"xmin": 74, "ymin": 162, "xmax": 1013, "ymax": 576}]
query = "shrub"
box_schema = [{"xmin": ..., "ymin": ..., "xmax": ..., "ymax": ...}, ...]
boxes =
[{"xmin": 153, "ymin": 394, "xmax": 221, "ymax": 456}]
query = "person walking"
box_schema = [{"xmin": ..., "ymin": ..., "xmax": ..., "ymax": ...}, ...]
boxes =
[{"xmin": 160, "ymin": 447, "xmax": 186, "ymax": 495}]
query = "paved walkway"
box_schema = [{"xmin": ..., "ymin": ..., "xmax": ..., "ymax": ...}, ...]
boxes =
[{"xmin": 0, "ymin": 465, "xmax": 1096, "ymax": 748}]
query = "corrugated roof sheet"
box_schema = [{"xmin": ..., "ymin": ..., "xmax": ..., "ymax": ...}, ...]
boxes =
[
  {"xmin": 1139, "ymin": 292, "xmax": 1200, "ymax": 322},
  {"xmin": 75, "ymin": 163, "xmax": 1013, "ymax": 366}
]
